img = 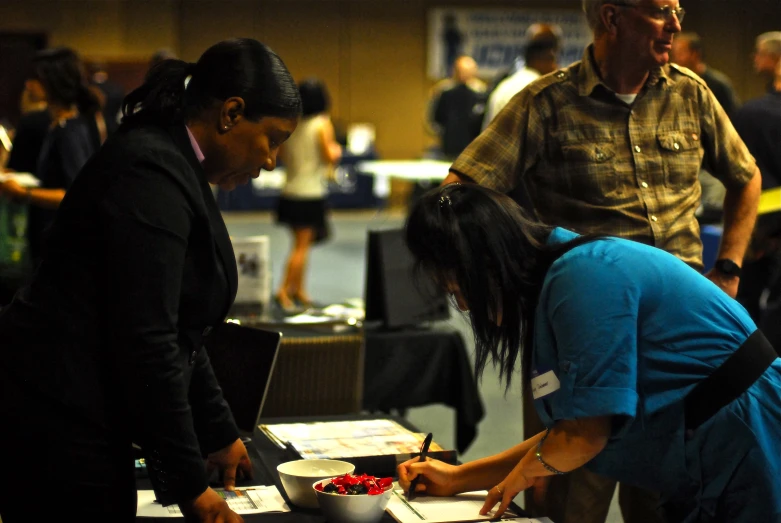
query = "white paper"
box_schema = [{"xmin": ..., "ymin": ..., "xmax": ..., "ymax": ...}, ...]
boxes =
[
  {"xmin": 386, "ymin": 489, "xmax": 521, "ymax": 523},
  {"xmin": 136, "ymin": 486, "xmax": 290, "ymax": 517}
]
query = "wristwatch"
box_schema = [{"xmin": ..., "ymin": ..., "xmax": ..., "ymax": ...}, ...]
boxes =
[{"xmin": 714, "ymin": 259, "xmax": 742, "ymax": 278}]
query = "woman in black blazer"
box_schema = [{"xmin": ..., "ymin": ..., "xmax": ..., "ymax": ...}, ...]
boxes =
[{"xmin": 0, "ymin": 39, "xmax": 301, "ymax": 522}]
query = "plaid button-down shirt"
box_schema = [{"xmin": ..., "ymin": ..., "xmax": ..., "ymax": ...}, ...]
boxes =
[{"xmin": 451, "ymin": 46, "xmax": 757, "ymax": 270}]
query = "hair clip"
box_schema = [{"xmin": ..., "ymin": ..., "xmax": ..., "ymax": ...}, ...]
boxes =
[{"xmin": 439, "ymin": 195, "xmax": 452, "ymax": 207}]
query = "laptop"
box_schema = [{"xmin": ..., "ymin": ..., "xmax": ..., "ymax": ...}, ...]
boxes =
[{"xmin": 204, "ymin": 322, "xmax": 283, "ymax": 435}]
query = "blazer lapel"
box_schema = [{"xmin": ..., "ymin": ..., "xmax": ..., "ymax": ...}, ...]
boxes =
[{"xmin": 169, "ymin": 125, "xmax": 238, "ymax": 314}]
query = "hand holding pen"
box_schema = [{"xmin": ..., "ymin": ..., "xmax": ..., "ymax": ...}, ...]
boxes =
[
  {"xmin": 407, "ymin": 433, "xmax": 433, "ymax": 500},
  {"xmin": 397, "ymin": 434, "xmax": 462, "ymax": 498}
]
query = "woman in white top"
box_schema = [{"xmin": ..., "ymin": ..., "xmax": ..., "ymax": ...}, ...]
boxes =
[{"xmin": 275, "ymin": 78, "xmax": 342, "ymax": 311}]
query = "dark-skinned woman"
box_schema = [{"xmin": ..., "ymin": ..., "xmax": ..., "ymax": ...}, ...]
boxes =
[
  {"xmin": 398, "ymin": 184, "xmax": 781, "ymax": 523},
  {"xmin": 0, "ymin": 38, "xmax": 301, "ymax": 522}
]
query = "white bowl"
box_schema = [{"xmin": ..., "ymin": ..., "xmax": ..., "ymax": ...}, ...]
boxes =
[
  {"xmin": 313, "ymin": 477, "xmax": 393, "ymax": 523},
  {"xmin": 277, "ymin": 459, "xmax": 355, "ymax": 509}
]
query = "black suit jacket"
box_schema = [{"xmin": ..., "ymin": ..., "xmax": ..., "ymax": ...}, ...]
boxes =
[{"xmin": 0, "ymin": 124, "xmax": 240, "ymax": 505}]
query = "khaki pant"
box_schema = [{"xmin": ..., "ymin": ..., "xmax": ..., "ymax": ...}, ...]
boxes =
[{"xmin": 523, "ymin": 393, "xmax": 667, "ymax": 523}]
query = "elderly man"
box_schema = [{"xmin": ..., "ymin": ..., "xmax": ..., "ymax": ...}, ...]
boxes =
[{"xmin": 443, "ymin": 1, "xmax": 761, "ymax": 522}]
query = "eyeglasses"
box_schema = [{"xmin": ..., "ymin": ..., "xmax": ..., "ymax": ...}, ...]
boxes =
[{"xmin": 613, "ymin": 3, "xmax": 686, "ymax": 24}]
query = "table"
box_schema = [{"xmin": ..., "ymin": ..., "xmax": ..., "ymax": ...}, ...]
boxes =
[
  {"xmin": 245, "ymin": 321, "xmax": 485, "ymax": 454},
  {"xmin": 136, "ymin": 414, "xmax": 525, "ymax": 521},
  {"xmin": 353, "ymin": 160, "xmax": 451, "ymax": 182},
  {"xmin": 216, "ymin": 151, "xmax": 380, "ymax": 212}
]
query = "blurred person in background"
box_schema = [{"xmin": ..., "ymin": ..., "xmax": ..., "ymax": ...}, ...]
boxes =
[
  {"xmin": 275, "ymin": 78, "xmax": 341, "ymax": 311},
  {"xmin": 425, "ymin": 55, "xmax": 486, "ymax": 157},
  {"xmin": 734, "ymin": 45, "xmax": 781, "ymax": 324},
  {"xmin": 3, "ymin": 74, "xmax": 51, "ymax": 175},
  {"xmin": 0, "ymin": 37, "xmax": 301, "ymax": 522},
  {"xmin": 432, "ymin": 55, "xmax": 487, "ymax": 160},
  {"xmin": 671, "ymin": 32, "xmax": 740, "ymax": 116},
  {"xmin": 0, "ymin": 47, "xmax": 105, "ymax": 264},
  {"xmin": 483, "ymin": 24, "xmax": 562, "ymax": 129},
  {"xmin": 88, "ymin": 60, "xmax": 126, "ymax": 135},
  {"xmin": 752, "ymin": 31, "xmax": 781, "ymax": 92},
  {"xmin": 734, "ymin": 32, "xmax": 781, "ymax": 191},
  {"xmin": 670, "ymin": 32, "xmax": 741, "ymax": 224}
]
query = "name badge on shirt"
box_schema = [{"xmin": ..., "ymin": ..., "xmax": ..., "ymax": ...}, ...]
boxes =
[{"xmin": 531, "ymin": 370, "xmax": 561, "ymax": 400}]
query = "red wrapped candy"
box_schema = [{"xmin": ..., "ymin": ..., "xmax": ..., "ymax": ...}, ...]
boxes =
[{"xmin": 316, "ymin": 473, "xmax": 393, "ymax": 496}]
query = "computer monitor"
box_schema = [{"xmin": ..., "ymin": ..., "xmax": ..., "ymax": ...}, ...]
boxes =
[
  {"xmin": 204, "ymin": 323, "xmax": 282, "ymax": 434},
  {"xmin": 364, "ymin": 228, "xmax": 450, "ymax": 329}
]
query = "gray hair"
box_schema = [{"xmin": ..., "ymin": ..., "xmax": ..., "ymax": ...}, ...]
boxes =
[
  {"xmin": 582, "ymin": 0, "xmax": 642, "ymax": 32},
  {"xmin": 757, "ymin": 32, "xmax": 781, "ymax": 56}
]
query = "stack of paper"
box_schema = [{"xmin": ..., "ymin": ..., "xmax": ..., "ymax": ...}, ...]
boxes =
[
  {"xmin": 386, "ymin": 489, "xmax": 552, "ymax": 523},
  {"xmin": 259, "ymin": 419, "xmax": 443, "ymax": 459},
  {"xmin": 136, "ymin": 486, "xmax": 289, "ymax": 517}
]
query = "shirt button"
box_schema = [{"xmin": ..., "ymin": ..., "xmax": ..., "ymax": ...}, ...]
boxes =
[
  {"xmin": 673, "ymin": 142, "xmax": 680, "ymax": 150},
  {"xmin": 641, "ymin": 182, "xmax": 649, "ymax": 188},
  {"xmin": 651, "ymin": 215, "xmax": 658, "ymax": 222},
  {"xmin": 634, "ymin": 145, "xmax": 642, "ymax": 153},
  {"xmin": 189, "ymin": 350, "xmax": 197, "ymax": 365}
]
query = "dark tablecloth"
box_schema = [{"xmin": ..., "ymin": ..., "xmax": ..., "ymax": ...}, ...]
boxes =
[
  {"xmin": 244, "ymin": 321, "xmax": 486, "ymax": 454},
  {"xmin": 216, "ymin": 151, "xmax": 380, "ymax": 212},
  {"xmin": 363, "ymin": 326, "xmax": 485, "ymax": 454}
]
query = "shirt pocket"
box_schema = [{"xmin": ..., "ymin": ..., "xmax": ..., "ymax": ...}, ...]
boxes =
[
  {"xmin": 556, "ymin": 138, "xmax": 620, "ymax": 205},
  {"xmin": 657, "ymin": 130, "xmax": 702, "ymax": 189}
]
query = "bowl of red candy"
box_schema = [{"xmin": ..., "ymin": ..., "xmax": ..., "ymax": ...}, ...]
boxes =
[{"xmin": 313, "ymin": 473, "xmax": 394, "ymax": 523}]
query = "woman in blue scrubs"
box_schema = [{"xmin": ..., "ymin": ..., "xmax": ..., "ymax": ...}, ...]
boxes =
[{"xmin": 398, "ymin": 184, "xmax": 781, "ymax": 522}]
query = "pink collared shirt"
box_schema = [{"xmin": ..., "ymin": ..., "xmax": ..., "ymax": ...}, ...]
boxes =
[{"xmin": 185, "ymin": 126, "xmax": 205, "ymax": 164}]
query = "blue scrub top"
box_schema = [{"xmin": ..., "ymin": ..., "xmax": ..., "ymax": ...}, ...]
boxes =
[{"xmin": 533, "ymin": 228, "xmax": 781, "ymax": 520}]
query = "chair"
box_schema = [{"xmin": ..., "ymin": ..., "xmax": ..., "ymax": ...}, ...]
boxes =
[{"xmin": 261, "ymin": 333, "xmax": 365, "ymax": 417}]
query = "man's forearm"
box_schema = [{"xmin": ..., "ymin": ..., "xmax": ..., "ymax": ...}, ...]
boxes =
[{"xmin": 719, "ymin": 167, "xmax": 762, "ymax": 264}]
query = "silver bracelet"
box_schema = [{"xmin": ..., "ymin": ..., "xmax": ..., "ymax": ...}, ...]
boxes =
[{"xmin": 536, "ymin": 429, "xmax": 566, "ymax": 475}]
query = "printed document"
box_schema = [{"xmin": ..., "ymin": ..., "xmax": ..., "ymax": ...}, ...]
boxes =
[
  {"xmin": 386, "ymin": 489, "xmax": 552, "ymax": 523},
  {"xmin": 136, "ymin": 486, "xmax": 289, "ymax": 517}
]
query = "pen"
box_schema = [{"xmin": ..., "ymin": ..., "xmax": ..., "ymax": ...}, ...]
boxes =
[{"xmin": 407, "ymin": 432, "xmax": 433, "ymax": 501}]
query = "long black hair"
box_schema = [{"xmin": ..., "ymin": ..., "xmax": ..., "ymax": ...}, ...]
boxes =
[
  {"xmin": 31, "ymin": 47, "xmax": 100, "ymax": 116},
  {"xmin": 122, "ymin": 38, "xmax": 302, "ymax": 127},
  {"xmin": 405, "ymin": 184, "xmax": 598, "ymax": 392}
]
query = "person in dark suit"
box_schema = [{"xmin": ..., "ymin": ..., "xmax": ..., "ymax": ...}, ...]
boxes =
[{"xmin": 0, "ymin": 38, "xmax": 301, "ymax": 523}]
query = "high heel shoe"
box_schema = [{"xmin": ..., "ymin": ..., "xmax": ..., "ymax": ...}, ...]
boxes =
[
  {"xmin": 292, "ymin": 294, "xmax": 316, "ymax": 310},
  {"xmin": 274, "ymin": 294, "xmax": 298, "ymax": 314}
]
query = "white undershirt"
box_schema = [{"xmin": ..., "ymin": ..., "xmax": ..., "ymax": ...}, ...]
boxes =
[{"xmin": 615, "ymin": 93, "xmax": 638, "ymax": 105}]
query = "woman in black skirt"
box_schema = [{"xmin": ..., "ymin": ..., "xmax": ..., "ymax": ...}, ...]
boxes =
[{"xmin": 275, "ymin": 78, "xmax": 342, "ymax": 310}]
